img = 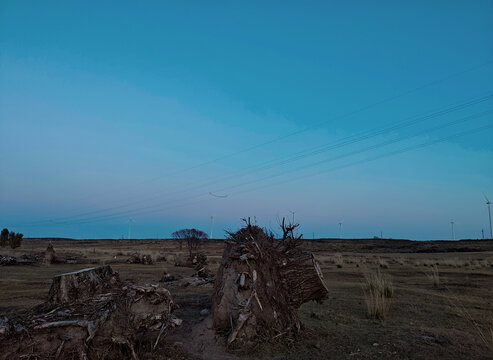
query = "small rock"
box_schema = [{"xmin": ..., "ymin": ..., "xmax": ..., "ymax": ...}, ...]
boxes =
[
  {"xmin": 373, "ymin": 343, "xmax": 379, "ymax": 346},
  {"xmin": 200, "ymin": 309, "xmax": 209, "ymax": 316}
]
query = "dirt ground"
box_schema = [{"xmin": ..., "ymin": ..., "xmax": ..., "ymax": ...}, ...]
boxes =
[{"xmin": 1, "ymin": 238, "xmax": 493, "ymax": 359}]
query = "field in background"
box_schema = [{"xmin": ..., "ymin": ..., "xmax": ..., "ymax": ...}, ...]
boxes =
[{"xmin": 1, "ymin": 238, "xmax": 493, "ymax": 359}]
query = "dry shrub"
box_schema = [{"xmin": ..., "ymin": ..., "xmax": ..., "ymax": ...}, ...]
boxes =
[
  {"xmin": 395, "ymin": 257, "xmax": 405, "ymax": 266},
  {"xmin": 469, "ymin": 259, "xmax": 490, "ymax": 269},
  {"xmin": 333, "ymin": 253, "xmax": 343, "ymax": 268},
  {"xmin": 426, "ymin": 265, "xmax": 440, "ymax": 288},
  {"xmin": 438, "ymin": 258, "xmax": 462, "ymax": 268},
  {"xmin": 363, "ymin": 268, "xmax": 393, "ymax": 320},
  {"xmin": 415, "ymin": 259, "xmax": 438, "ymax": 267},
  {"xmin": 378, "ymin": 258, "xmax": 389, "ymax": 269},
  {"xmin": 437, "ymin": 258, "xmax": 466, "ymax": 268}
]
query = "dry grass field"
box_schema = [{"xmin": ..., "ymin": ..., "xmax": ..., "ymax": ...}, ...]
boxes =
[{"xmin": 1, "ymin": 238, "xmax": 493, "ymax": 359}]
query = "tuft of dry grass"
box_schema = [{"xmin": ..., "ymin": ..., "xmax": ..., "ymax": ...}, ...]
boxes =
[
  {"xmin": 446, "ymin": 289, "xmax": 493, "ymax": 352},
  {"xmin": 378, "ymin": 258, "xmax": 389, "ymax": 269},
  {"xmin": 333, "ymin": 253, "xmax": 344, "ymax": 268},
  {"xmin": 426, "ymin": 265, "xmax": 440, "ymax": 288},
  {"xmin": 363, "ymin": 268, "xmax": 393, "ymax": 320},
  {"xmin": 394, "ymin": 257, "xmax": 405, "ymax": 266},
  {"xmin": 489, "ymin": 326, "xmax": 493, "ymax": 351}
]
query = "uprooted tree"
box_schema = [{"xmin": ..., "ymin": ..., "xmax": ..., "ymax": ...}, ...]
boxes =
[
  {"xmin": 0, "ymin": 265, "xmax": 181, "ymax": 360},
  {"xmin": 212, "ymin": 218, "xmax": 329, "ymax": 345}
]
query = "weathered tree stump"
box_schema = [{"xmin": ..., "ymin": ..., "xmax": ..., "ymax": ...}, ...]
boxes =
[
  {"xmin": 47, "ymin": 265, "xmax": 120, "ymax": 304},
  {"xmin": 212, "ymin": 221, "xmax": 328, "ymax": 345}
]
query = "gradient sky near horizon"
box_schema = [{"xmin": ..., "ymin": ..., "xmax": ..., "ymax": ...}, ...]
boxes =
[{"xmin": 1, "ymin": 1, "xmax": 492, "ymax": 240}]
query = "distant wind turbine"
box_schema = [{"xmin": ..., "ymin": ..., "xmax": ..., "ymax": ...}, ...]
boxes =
[
  {"xmin": 128, "ymin": 217, "xmax": 135, "ymax": 240},
  {"xmin": 338, "ymin": 222, "xmax": 343, "ymax": 239},
  {"xmin": 210, "ymin": 216, "xmax": 214, "ymax": 240},
  {"xmin": 450, "ymin": 220, "xmax": 455, "ymax": 241},
  {"xmin": 485, "ymin": 194, "xmax": 492, "ymax": 239},
  {"xmin": 289, "ymin": 210, "xmax": 296, "ymax": 224}
]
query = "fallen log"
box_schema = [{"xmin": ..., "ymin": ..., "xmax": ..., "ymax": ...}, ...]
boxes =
[{"xmin": 212, "ymin": 219, "xmax": 328, "ymax": 345}]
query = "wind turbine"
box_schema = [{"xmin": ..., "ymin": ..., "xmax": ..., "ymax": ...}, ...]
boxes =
[
  {"xmin": 450, "ymin": 220, "xmax": 455, "ymax": 241},
  {"xmin": 210, "ymin": 216, "xmax": 214, "ymax": 240},
  {"xmin": 289, "ymin": 210, "xmax": 296, "ymax": 224},
  {"xmin": 128, "ymin": 217, "xmax": 135, "ymax": 240},
  {"xmin": 338, "ymin": 222, "xmax": 343, "ymax": 239},
  {"xmin": 485, "ymin": 194, "xmax": 492, "ymax": 239}
]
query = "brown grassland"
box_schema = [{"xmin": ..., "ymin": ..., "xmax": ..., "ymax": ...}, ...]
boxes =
[{"xmin": 1, "ymin": 237, "xmax": 493, "ymax": 359}]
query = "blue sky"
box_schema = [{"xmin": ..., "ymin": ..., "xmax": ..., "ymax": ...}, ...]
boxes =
[{"xmin": 1, "ymin": 1, "xmax": 492, "ymax": 240}]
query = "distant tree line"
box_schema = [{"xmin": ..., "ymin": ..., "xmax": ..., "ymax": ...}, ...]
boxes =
[{"xmin": 0, "ymin": 228, "xmax": 23, "ymax": 249}]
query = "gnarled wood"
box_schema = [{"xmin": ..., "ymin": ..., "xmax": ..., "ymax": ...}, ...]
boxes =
[
  {"xmin": 212, "ymin": 221, "xmax": 328, "ymax": 345},
  {"xmin": 0, "ymin": 266, "xmax": 181, "ymax": 360}
]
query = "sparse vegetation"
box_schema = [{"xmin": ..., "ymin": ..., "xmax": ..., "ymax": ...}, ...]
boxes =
[
  {"xmin": 378, "ymin": 257, "xmax": 389, "ymax": 269},
  {"xmin": 363, "ymin": 268, "xmax": 393, "ymax": 320},
  {"xmin": 427, "ymin": 264, "xmax": 440, "ymax": 288},
  {"xmin": 1, "ymin": 237, "xmax": 493, "ymax": 359},
  {"xmin": 333, "ymin": 253, "xmax": 343, "ymax": 268},
  {"xmin": 445, "ymin": 289, "xmax": 493, "ymax": 352}
]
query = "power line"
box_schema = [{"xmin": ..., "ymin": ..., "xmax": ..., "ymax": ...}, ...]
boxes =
[
  {"xmin": 211, "ymin": 109, "xmax": 493, "ymax": 194},
  {"xmin": 232, "ymin": 123, "xmax": 493, "ymax": 197},
  {"xmin": 68, "ymin": 122, "xmax": 493, "ymax": 224},
  {"xmin": 48, "ymin": 59, "xmax": 493, "ymax": 211},
  {"xmin": 20, "ymin": 113, "xmax": 492, "ymax": 226},
  {"xmin": 19, "ymin": 93, "xmax": 493, "ymax": 226}
]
